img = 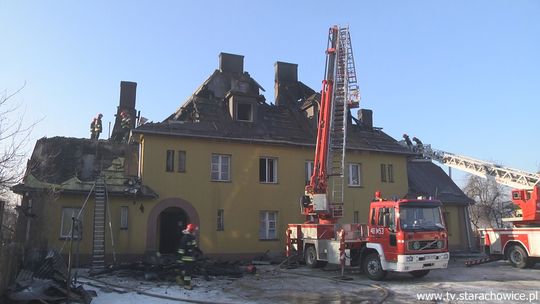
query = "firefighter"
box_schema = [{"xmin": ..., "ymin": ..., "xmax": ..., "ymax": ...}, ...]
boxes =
[
  {"xmin": 90, "ymin": 113, "xmax": 103, "ymax": 140},
  {"xmin": 177, "ymin": 223, "xmax": 199, "ymax": 290},
  {"xmin": 120, "ymin": 110, "xmax": 131, "ymax": 142}
]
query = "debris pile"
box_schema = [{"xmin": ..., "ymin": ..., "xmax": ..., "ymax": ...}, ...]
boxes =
[{"xmin": 5, "ymin": 250, "xmax": 96, "ymax": 304}]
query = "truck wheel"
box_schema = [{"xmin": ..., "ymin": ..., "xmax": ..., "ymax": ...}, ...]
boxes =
[
  {"xmin": 305, "ymin": 245, "xmax": 324, "ymax": 268},
  {"xmin": 363, "ymin": 253, "xmax": 387, "ymax": 281},
  {"xmin": 410, "ymin": 270, "xmax": 430, "ymax": 278},
  {"xmin": 507, "ymin": 245, "xmax": 529, "ymax": 269}
]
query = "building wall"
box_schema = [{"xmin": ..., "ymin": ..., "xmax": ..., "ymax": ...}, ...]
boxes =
[
  {"xmin": 139, "ymin": 134, "xmax": 409, "ymax": 255},
  {"xmin": 442, "ymin": 205, "xmax": 466, "ymax": 250}
]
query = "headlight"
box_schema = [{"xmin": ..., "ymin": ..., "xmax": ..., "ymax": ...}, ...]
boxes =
[
  {"xmin": 443, "ymin": 253, "xmax": 449, "ymax": 259},
  {"xmin": 437, "ymin": 240, "xmax": 443, "ymax": 249},
  {"xmin": 412, "ymin": 241, "xmax": 420, "ymax": 250}
]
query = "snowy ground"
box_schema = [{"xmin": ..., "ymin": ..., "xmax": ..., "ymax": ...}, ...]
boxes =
[{"xmin": 79, "ymin": 258, "xmax": 540, "ymax": 304}]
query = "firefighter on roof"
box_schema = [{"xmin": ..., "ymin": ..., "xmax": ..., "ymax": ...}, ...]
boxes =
[
  {"xmin": 90, "ymin": 113, "xmax": 103, "ymax": 140},
  {"xmin": 177, "ymin": 223, "xmax": 199, "ymax": 290},
  {"xmin": 120, "ymin": 110, "xmax": 131, "ymax": 142}
]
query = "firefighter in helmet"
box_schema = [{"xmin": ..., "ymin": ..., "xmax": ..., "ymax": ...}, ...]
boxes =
[
  {"xmin": 177, "ymin": 223, "xmax": 199, "ymax": 290},
  {"xmin": 120, "ymin": 110, "xmax": 131, "ymax": 142},
  {"xmin": 90, "ymin": 113, "xmax": 103, "ymax": 140}
]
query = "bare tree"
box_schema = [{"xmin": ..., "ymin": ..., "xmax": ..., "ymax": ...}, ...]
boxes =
[
  {"xmin": 463, "ymin": 174, "xmax": 515, "ymax": 229},
  {"xmin": 0, "ymin": 84, "xmax": 34, "ymax": 195}
]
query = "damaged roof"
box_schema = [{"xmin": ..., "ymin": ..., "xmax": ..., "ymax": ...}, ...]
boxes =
[
  {"xmin": 134, "ymin": 54, "xmax": 411, "ymax": 155},
  {"xmin": 13, "ymin": 137, "xmax": 157, "ymax": 197},
  {"xmin": 406, "ymin": 160, "xmax": 474, "ymax": 205}
]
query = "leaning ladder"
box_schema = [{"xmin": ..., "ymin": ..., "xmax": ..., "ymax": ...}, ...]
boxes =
[{"xmin": 91, "ymin": 175, "xmax": 106, "ymax": 272}]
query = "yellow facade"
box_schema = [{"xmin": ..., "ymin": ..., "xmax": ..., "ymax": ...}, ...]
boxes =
[{"xmin": 137, "ymin": 134, "xmax": 409, "ymax": 255}]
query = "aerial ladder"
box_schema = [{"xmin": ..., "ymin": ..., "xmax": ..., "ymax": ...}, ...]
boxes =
[
  {"xmin": 418, "ymin": 144, "xmax": 540, "ymax": 268},
  {"xmin": 286, "ymin": 27, "xmax": 449, "ymax": 281},
  {"xmin": 301, "ymin": 25, "xmax": 359, "ymax": 224}
]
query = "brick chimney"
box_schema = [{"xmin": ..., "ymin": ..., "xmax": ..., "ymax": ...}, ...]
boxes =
[
  {"xmin": 219, "ymin": 53, "xmax": 244, "ymax": 74},
  {"xmin": 274, "ymin": 61, "xmax": 298, "ymax": 106},
  {"xmin": 358, "ymin": 109, "xmax": 373, "ymax": 130},
  {"xmin": 111, "ymin": 81, "xmax": 137, "ymax": 142}
]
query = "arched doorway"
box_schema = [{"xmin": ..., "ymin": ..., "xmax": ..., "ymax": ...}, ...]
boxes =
[
  {"xmin": 146, "ymin": 198, "xmax": 200, "ymax": 254},
  {"xmin": 158, "ymin": 207, "xmax": 188, "ymax": 254}
]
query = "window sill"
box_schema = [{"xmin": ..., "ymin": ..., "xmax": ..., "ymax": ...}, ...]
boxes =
[
  {"xmin": 211, "ymin": 180, "xmax": 231, "ymax": 183},
  {"xmin": 259, "ymin": 238, "xmax": 279, "ymax": 241},
  {"xmin": 348, "ymin": 185, "xmax": 363, "ymax": 188},
  {"xmin": 259, "ymin": 182, "xmax": 279, "ymax": 185}
]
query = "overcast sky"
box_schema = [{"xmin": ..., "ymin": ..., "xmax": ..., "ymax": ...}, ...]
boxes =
[{"xmin": 1, "ymin": 1, "xmax": 539, "ymax": 186}]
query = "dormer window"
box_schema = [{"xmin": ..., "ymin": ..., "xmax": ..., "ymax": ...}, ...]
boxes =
[
  {"xmin": 227, "ymin": 92, "xmax": 257, "ymax": 123},
  {"xmin": 237, "ymin": 102, "xmax": 253, "ymax": 122}
]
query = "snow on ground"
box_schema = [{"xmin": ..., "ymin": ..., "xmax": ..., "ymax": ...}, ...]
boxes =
[{"xmin": 79, "ymin": 258, "xmax": 540, "ymax": 304}]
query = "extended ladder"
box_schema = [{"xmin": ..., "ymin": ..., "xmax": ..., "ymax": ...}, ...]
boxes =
[{"xmin": 328, "ymin": 27, "xmax": 361, "ymax": 218}]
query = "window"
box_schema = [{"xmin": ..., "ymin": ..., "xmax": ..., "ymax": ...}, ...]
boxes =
[
  {"xmin": 166, "ymin": 150, "xmax": 175, "ymax": 172},
  {"xmin": 387, "ymin": 164, "xmax": 394, "ymax": 183},
  {"xmin": 380, "ymin": 164, "xmax": 387, "ymax": 182},
  {"xmin": 348, "ymin": 163, "xmax": 362, "ymax": 186},
  {"xmin": 305, "ymin": 160, "xmax": 314, "ymax": 185},
  {"xmin": 211, "ymin": 154, "xmax": 230, "ymax": 181},
  {"xmin": 217, "ymin": 209, "xmax": 224, "ymax": 231},
  {"xmin": 354, "ymin": 211, "xmax": 359, "ymax": 224},
  {"xmin": 60, "ymin": 207, "xmax": 82, "ymax": 239},
  {"xmin": 370, "ymin": 208, "xmax": 376, "ymax": 225},
  {"xmin": 120, "ymin": 206, "xmax": 129, "ymax": 230},
  {"xmin": 178, "ymin": 150, "xmax": 186, "ymax": 173},
  {"xmin": 259, "ymin": 211, "xmax": 278, "ymax": 240},
  {"xmin": 259, "ymin": 157, "xmax": 278, "ymax": 183},
  {"xmin": 236, "ymin": 102, "xmax": 253, "ymax": 122},
  {"xmin": 443, "ymin": 211, "xmax": 451, "ymax": 236}
]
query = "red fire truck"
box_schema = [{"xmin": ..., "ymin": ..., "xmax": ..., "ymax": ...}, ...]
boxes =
[
  {"xmin": 286, "ymin": 26, "xmax": 449, "ymax": 280},
  {"xmin": 421, "ymin": 146, "xmax": 540, "ymax": 268}
]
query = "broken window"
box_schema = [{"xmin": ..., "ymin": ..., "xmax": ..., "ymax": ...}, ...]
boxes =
[
  {"xmin": 166, "ymin": 150, "xmax": 175, "ymax": 172},
  {"xmin": 236, "ymin": 102, "xmax": 253, "ymax": 122},
  {"xmin": 120, "ymin": 206, "xmax": 129, "ymax": 230},
  {"xmin": 60, "ymin": 207, "xmax": 82, "ymax": 239},
  {"xmin": 211, "ymin": 154, "xmax": 230, "ymax": 181},
  {"xmin": 217, "ymin": 209, "xmax": 224, "ymax": 231},
  {"xmin": 380, "ymin": 164, "xmax": 387, "ymax": 182},
  {"xmin": 259, "ymin": 157, "xmax": 278, "ymax": 183},
  {"xmin": 259, "ymin": 211, "xmax": 277, "ymax": 240},
  {"xmin": 178, "ymin": 150, "xmax": 186, "ymax": 173},
  {"xmin": 348, "ymin": 163, "xmax": 362, "ymax": 186},
  {"xmin": 305, "ymin": 160, "xmax": 314, "ymax": 186}
]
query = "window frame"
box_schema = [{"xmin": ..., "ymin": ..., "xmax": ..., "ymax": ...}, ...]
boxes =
[
  {"xmin": 166, "ymin": 150, "xmax": 175, "ymax": 172},
  {"xmin": 380, "ymin": 164, "xmax": 387, "ymax": 182},
  {"xmin": 177, "ymin": 150, "xmax": 186, "ymax": 173},
  {"xmin": 217, "ymin": 209, "xmax": 224, "ymax": 231},
  {"xmin": 236, "ymin": 102, "xmax": 253, "ymax": 122},
  {"xmin": 387, "ymin": 164, "xmax": 394, "ymax": 183},
  {"xmin": 259, "ymin": 210, "xmax": 278, "ymax": 240},
  {"xmin": 259, "ymin": 157, "xmax": 278, "ymax": 184},
  {"xmin": 60, "ymin": 207, "xmax": 82, "ymax": 239},
  {"xmin": 305, "ymin": 160, "xmax": 314, "ymax": 186},
  {"xmin": 120, "ymin": 206, "xmax": 129, "ymax": 230},
  {"xmin": 348, "ymin": 163, "xmax": 362, "ymax": 187},
  {"xmin": 211, "ymin": 154, "xmax": 231, "ymax": 182}
]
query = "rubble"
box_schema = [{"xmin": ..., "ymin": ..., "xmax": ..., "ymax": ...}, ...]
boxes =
[{"xmin": 5, "ymin": 250, "xmax": 96, "ymax": 304}]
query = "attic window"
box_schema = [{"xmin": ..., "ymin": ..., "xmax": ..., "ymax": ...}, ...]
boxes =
[{"xmin": 236, "ymin": 102, "xmax": 253, "ymax": 122}]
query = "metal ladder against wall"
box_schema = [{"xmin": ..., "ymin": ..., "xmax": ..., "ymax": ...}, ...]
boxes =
[{"xmin": 91, "ymin": 175, "xmax": 106, "ymax": 272}]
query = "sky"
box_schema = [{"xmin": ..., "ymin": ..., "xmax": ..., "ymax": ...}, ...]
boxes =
[{"xmin": 1, "ymin": 1, "xmax": 539, "ymax": 187}]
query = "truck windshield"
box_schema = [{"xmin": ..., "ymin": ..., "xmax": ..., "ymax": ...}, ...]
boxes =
[{"xmin": 399, "ymin": 206, "xmax": 445, "ymax": 231}]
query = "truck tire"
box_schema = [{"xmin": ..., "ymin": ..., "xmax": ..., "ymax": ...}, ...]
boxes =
[
  {"xmin": 410, "ymin": 270, "xmax": 430, "ymax": 278},
  {"xmin": 507, "ymin": 245, "xmax": 529, "ymax": 269},
  {"xmin": 304, "ymin": 245, "xmax": 326, "ymax": 268},
  {"xmin": 363, "ymin": 252, "xmax": 387, "ymax": 281}
]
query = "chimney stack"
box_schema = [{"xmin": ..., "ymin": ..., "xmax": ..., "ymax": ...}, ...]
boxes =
[
  {"xmin": 111, "ymin": 81, "xmax": 137, "ymax": 142},
  {"xmin": 219, "ymin": 53, "xmax": 244, "ymax": 74},
  {"xmin": 358, "ymin": 109, "xmax": 373, "ymax": 130},
  {"xmin": 274, "ymin": 61, "xmax": 298, "ymax": 106}
]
